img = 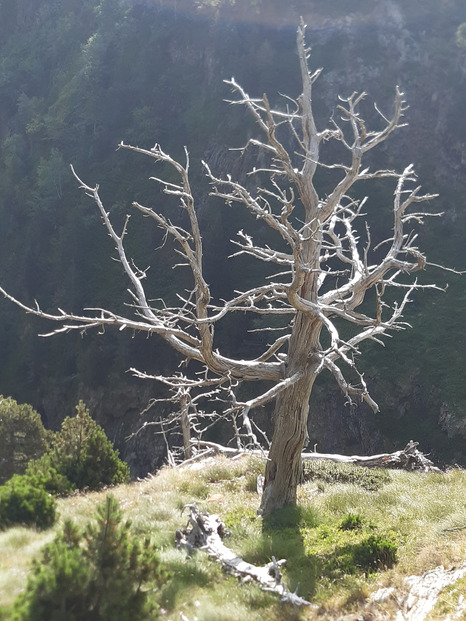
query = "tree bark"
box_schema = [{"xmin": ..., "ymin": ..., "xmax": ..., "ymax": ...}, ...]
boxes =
[
  {"xmin": 260, "ymin": 319, "xmax": 321, "ymax": 514},
  {"xmin": 259, "ymin": 379, "xmax": 312, "ymax": 513}
]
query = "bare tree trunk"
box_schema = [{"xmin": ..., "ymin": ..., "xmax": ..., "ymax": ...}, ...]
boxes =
[
  {"xmin": 259, "ymin": 378, "xmax": 313, "ymax": 513},
  {"xmin": 260, "ymin": 319, "xmax": 321, "ymax": 514}
]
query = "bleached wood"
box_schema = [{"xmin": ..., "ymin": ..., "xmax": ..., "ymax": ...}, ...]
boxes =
[
  {"xmin": 184, "ymin": 440, "xmax": 440, "ymax": 473},
  {"xmin": 175, "ymin": 504, "xmax": 313, "ymax": 606}
]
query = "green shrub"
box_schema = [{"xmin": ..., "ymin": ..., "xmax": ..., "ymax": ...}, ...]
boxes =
[
  {"xmin": 352, "ymin": 534, "xmax": 398, "ymax": 571},
  {"xmin": 303, "ymin": 460, "xmax": 391, "ymax": 491},
  {"xmin": 0, "ymin": 395, "xmax": 50, "ymax": 484},
  {"xmin": 0, "ymin": 474, "xmax": 56, "ymax": 530},
  {"xmin": 47, "ymin": 401, "xmax": 130, "ymax": 491},
  {"xmin": 327, "ymin": 532, "xmax": 398, "ymax": 576},
  {"xmin": 25, "ymin": 456, "xmax": 73, "ymax": 496},
  {"xmin": 11, "ymin": 495, "xmax": 167, "ymax": 620}
]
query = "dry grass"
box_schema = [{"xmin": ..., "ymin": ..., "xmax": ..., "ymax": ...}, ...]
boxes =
[
  {"xmin": 0, "ymin": 527, "xmax": 54, "ymax": 610},
  {"xmin": 1, "ymin": 457, "xmax": 465, "ymax": 620}
]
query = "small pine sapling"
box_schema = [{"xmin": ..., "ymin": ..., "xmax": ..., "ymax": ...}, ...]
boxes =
[
  {"xmin": 47, "ymin": 401, "xmax": 130, "ymax": 490},
  {"xmin": 11, "ymin": 495, "xmax": 168, "ymax": 620}
]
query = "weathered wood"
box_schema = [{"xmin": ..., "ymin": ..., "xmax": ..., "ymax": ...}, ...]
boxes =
[
  {"xmin": 175, "ymin": 504, "xmax": 313, "ymax": 607},
  {"xmin": 302, "ymin": 441, "xmax": 441, "ymax": 473},
  {"xmin": 187, "ymin": 440, "xmax": 441, "ymax": 473}
]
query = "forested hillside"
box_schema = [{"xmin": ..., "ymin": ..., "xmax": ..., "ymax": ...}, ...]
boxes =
[{"xmin": 1, "ymin": 0, "xmax": 466, "ymax": 474}]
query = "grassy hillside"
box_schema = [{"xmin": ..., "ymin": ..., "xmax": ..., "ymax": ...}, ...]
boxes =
[{"xmin": 1, "ymin": 456, "xmax": 465, "ymax": 620}]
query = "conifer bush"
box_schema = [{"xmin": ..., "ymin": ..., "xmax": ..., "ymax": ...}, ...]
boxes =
[
  {"xmin": 0, "ymin": 395, "xmax": 50, "ymax": 484},
  {"xmin": 24, "ymin": 457, "xmax": 72, "ymax": 497},
  {"xmin": 339, "ymin": 513, "xmax": 365, "ymax": 531},
  {"xmin": 0, "ymin": 474, "xmax": 56, "ymax": 530},
  {"xmin": 11, "ymin": 495, "xmax": 167, "ymax": 620},
  {"xmin": 45, "ymin": 401, "xmax": 130, "ymax": 491},
  {"xmin": 0, "ymin": 401, "xmax": 129, "ymax": 529}
]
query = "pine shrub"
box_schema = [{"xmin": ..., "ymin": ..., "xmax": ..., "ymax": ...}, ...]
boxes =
[
  {"xmin": 12, "ymin": 495, "xmax": 167, "ymax": 620},
  {"xmin": 327, "ymin": 532, "xmax": 398, "ymax": 576},
  {"xmin": 339, "ymin": 513, "xmax": 365, "ymax": 531},
  {"xmin": 47, "ymin": 401, "xmax": 130, "ymax": 491},
  {"xmin": 0, "ymin": 474, "xmax": 56, "ymax": 530},
  {"xmin": 0, "ymin": 395, "xmax": 50, "ymax": 484},
  {"xmin": 24, "ymin": 457, "xmax": 72, "ymax": 497}
]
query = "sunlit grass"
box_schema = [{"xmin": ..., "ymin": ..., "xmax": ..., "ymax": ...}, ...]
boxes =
[
  {"xmin": 0, "ymin": 527, "xmax": 54, "ymax": 610},
  {"xmin": 1, "ymin": 457, "xmax": 466, "ymax": 619}
]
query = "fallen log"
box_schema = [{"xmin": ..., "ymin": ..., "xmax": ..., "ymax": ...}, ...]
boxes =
[
  {"xmin": 175, "ymin": 504, "xmax": 313, "ymax": 607},
  {"xmin": 187, "ymin": 440, "xmax": 441, "ymax": 473},
  {"xmin": 302, "ymin": 440, "xmax": 441, "ymax": 472}
]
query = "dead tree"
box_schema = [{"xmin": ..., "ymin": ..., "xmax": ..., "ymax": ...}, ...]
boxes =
[
  {"xmin": 0, "ymin": 21, "xmax": 449, "ymax": 514},
  {"xmin": 126, "ymin": 372, "xmax": 232, "ymax": 461}
]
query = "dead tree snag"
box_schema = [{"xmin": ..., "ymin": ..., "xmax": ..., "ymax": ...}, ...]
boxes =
[{"xmin": 1, "ymin": 20, "xmax": 453, "ymax": 514}]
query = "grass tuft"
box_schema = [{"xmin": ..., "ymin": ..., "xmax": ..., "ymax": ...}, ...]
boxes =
[{"xmin": 340, "ymin": 512, "xmax": 366, "ymax": 531}]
